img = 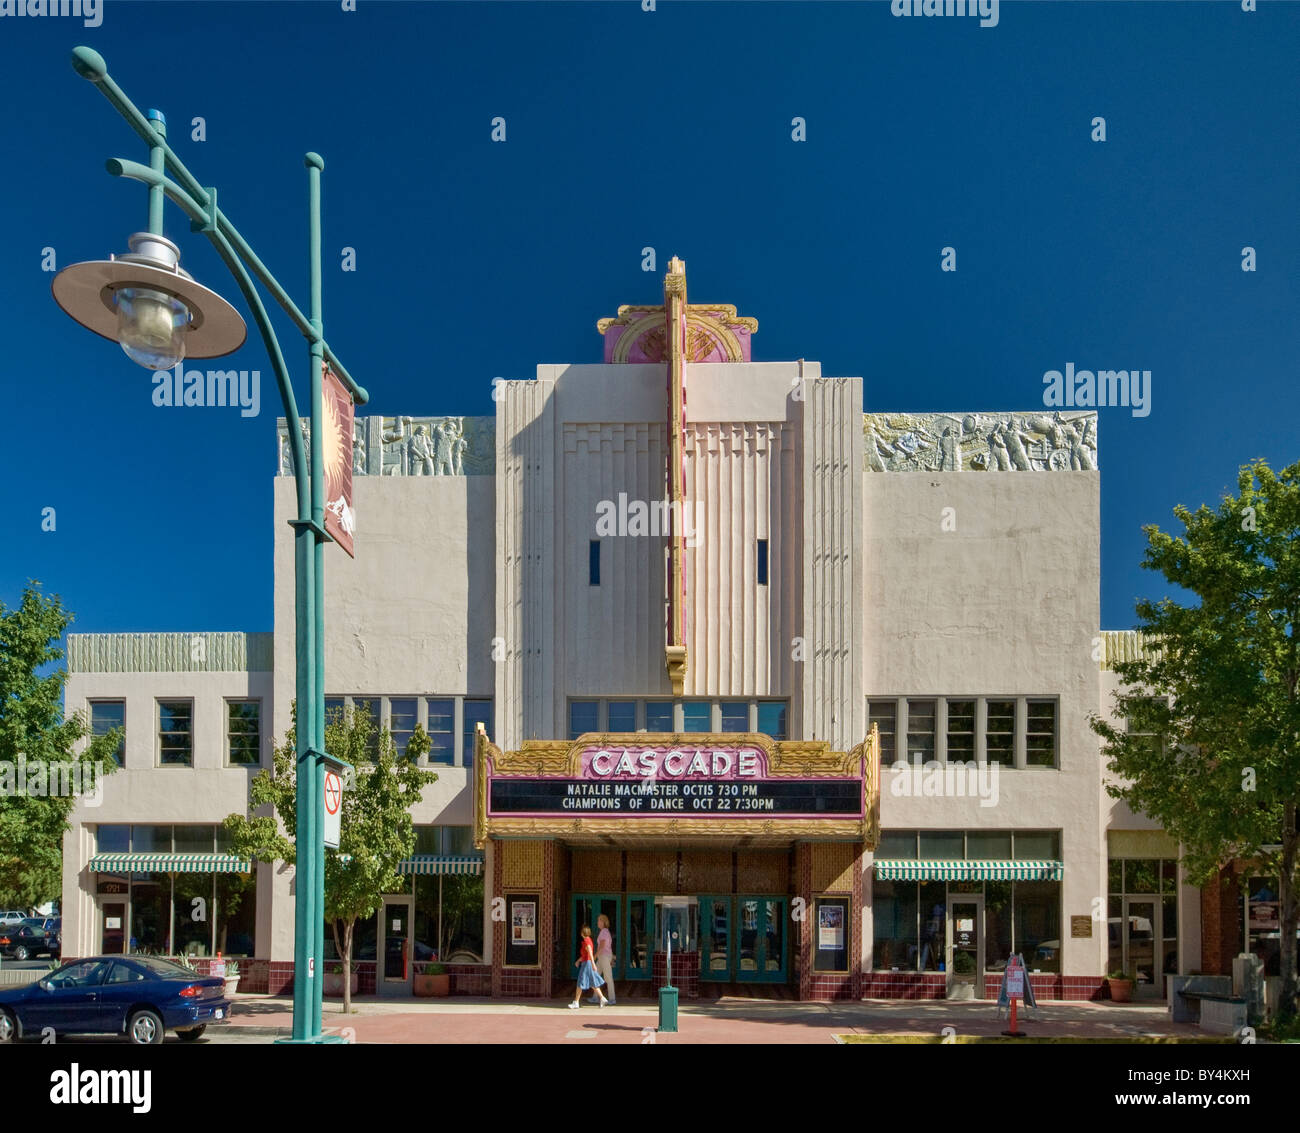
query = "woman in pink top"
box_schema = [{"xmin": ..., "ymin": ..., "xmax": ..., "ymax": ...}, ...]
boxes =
[{"xmin": 592, "ymin": 913, "xmax": 616, "ymax": 1005}]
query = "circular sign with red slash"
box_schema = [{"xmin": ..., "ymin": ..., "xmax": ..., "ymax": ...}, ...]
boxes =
[{"xmin": 324, "ymin": 770, "xmax": 343, "ymax": 816}]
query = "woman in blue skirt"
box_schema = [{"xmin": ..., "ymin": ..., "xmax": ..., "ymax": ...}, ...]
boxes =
[{"xmin": 570, "ymin": 924, "xmax": 608, "ymax": 1008}]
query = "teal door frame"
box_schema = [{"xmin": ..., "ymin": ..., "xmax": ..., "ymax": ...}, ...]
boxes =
[
  {"xmin": 700, "ymin": 895, "xmax": 732, "ymax": 982},
  {"xmin": 570, "ymin": 893, "xmax": 621, "ymax": 981},
  {"xmin": 735, "ymin": 896, "xmax": 788, "ymax": 983},
  {"xmin": 624, "ymin": 893, "xmax": 654, "ymax": 981}
]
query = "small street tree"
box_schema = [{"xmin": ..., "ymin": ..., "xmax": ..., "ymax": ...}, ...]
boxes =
[
  {"xmin": 224, "ymin": 705, "xmax": 435, "ymax": 1013},
  {"xmin": 1093, "ymin": 458, "xmax": 1300, "ymax": 1021},
  {"xmin": 0, "ymin": 584, "xmax": 120, "ymax": 908}
]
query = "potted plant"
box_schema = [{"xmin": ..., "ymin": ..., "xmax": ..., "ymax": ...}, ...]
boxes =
[
  {"xmin": 1107, "ymin": 969, "xmax": 1135, "ymax": 1003},
  {"xmin": 221, "ymin": 958, "xmax": 241, "ymax": 999},
  {"xmin": 413, "ymin": 961, "xmax": 449, "ymax": 997},
  {"xmin": 324, "ymin": 963, "xmax": 358, "ymax": 998}
]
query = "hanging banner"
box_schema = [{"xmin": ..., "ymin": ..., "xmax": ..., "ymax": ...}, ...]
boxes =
[{"xmin": 322, "ymin": 365, "xmax": 356, "ymax": 558}]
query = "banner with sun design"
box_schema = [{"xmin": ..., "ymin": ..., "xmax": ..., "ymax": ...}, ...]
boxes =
[{"xmin": 321, "ymin": 365, "xmax": 356, "ymax": 558}]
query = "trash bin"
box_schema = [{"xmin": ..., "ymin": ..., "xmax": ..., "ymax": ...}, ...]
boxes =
[{"xmin": 657, "ymin": 984, "xmax": 679, "ymax": 1033}]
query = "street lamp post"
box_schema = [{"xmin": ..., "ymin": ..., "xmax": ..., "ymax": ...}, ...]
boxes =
[{"xmin": 51, "ymin": 46, "xmax": 364, "ymax": 1043}]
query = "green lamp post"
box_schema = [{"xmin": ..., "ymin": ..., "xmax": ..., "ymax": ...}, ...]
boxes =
[{"xmin": 51, "ymin": 46, "xmax": 365, "ymax": 1044}]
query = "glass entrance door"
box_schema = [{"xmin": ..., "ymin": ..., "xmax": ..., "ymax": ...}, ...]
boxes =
[
  {"xmin": 571, "ymin": 893, "xmax": 619, "ymax": 978},
  {"xmin": 100, "ymin": 901, "xmax": 126, "ymax": 954},
  {"xmin": 625, "ymin": 895, "xmax": 653, "ymax": 981},
  {"xmin": 735, "ymin": 897, "xmax": 787, "ymax": 983},
  {"xmin": 379, "ymin": 898, "xmax": 412, "ymax": 996},
  {"xmin": 1123, "ymin": 896, "xmax": 1161, "ymax": 1000},
  {"xmin": 700, "ymin": 896, "xmax": 731, "ymax": 981},
  {"xmin": 945, "ymin": 894, "xmax": 984, "ymax": 999}
]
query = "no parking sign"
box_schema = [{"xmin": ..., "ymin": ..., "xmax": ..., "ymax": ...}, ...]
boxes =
[{"xmin": 323, "ymin": 768, "xmax": 343, "ymax": 849}]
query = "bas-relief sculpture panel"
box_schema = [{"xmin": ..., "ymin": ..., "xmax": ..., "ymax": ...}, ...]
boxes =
[
  {"xmin": 863, "ymin": 411, "xmax": 1098, "ymax": 473},
  {"xmin": 277, "ymin": 415, "xmax": 494, "ymax": 477}
]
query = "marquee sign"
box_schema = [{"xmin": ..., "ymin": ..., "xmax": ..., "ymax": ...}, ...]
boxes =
[{"xmin": 474, "ymin": 730, "xmax": 881, "ymax": 846}]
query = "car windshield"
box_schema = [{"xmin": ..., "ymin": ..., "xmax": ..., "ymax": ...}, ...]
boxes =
[
  {"xmin": 20, "ymin": 919, "xmax": 45, "ymax": 930},
  {"xmin": 126, "ymin": 957, "xmax": 199, "ymax": 980}
]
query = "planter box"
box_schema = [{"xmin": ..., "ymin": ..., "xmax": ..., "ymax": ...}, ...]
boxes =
[
  {"xmin": 324, "ymin": 972, "xmax": 359, "ymax": 997},
  {"xmin": 413, "ymin": 973, "xmax": 450, "ymax": 997},
  {"xmin": 1108, "ymin": 978, "xmax": 1134, "ymax": 1003},
  {"xmin": 223, "ymin": 976, "xmax": 241, "ymax": 999}
]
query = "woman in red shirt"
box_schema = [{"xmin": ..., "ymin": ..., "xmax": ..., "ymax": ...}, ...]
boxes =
[{"xmin": 570, "ymin": 924, "xmax": 609, "ymax": 1009}]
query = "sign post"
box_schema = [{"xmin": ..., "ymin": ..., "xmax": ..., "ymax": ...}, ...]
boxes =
[{"xmin": 998, "ymin": 952, "xmax": 1032, "ymax": 1037}]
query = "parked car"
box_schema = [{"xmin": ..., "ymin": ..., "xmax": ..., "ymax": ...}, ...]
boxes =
[
  {"xmin": 0, "ymin": 911, "xmax": 27, "ymax": 927},
  {"xmin": 0, "ymin": 922, "xmax": 59, "ymax": 960},
  {"xmin": 0, "ymin": 956, "xmax": 231, "ymax": 1044}
]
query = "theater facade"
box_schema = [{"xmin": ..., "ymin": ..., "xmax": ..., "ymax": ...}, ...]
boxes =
[{"xmin": 60, "ymin": 259, "xmax": 1206, "ymax": 1001}]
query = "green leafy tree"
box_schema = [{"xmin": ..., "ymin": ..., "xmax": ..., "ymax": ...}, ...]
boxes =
[
  {"xmin": 1092, "ymin": 458, "xmax": 1300, "ymax": 1019},
  {"xmin": 0, "ymin": 584, "xmax": 120, "ymax": 907},
  {"xmin": 224, "ymin": 708, "xmax": 435, "ymax": 1012}
]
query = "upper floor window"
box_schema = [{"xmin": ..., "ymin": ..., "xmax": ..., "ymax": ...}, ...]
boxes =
[
  {"xmin": 720, "ymin": 701, "xmax": 749, "ymax": 733},
  {"xmin": 756, "ymin": 701, "xmax": 788, "ymax": 741},
  {"xmin": 757, "ymin": 539, "xmax": 769, "ymax": 586},
  {"xmin": 589, "ymin": 540, "xmax": 601, "ymax": 586},
  {"xmin": 946, "ymin": 700, "xmax": 975, "ymax": 762},
  {"xmin": 644, "ymin": 701, "xmax": 673, "ymax": 733},
  {"xmin": 682, "ymin": 701, "xmax": 711, "ymax": 732},
  {"xmin": 568, "ymin": 700, "xmax": 599, "ymax": 741},
  {"xmin": 565, "ymin": 698, "xmax": 790, "ymax": 741},
  {"xmin": 986, "ymin": 700, "xmax": 1016, "ymax": 764},
  {"xmin": 158, "ymin": 701, "xmax": 193, "ymax": 767},
  {"xmin": 867, "ymin": 696, "xmax": 1059, "ymax": 768},
  {"xmin": 462, "ymin": 699, "xmax": 493, "ymax": 768},
  {"xmin": 90, "ymin": 701, "xmax": 125, "ymax": 765},
  {"xmin": 906, "ymin": 699, "xmax": 936, "ymax": 764},
  {"xmin": 1025, "ymin": 700, "xmax": 1057, "ymax": 767},
  {"xmin": 426, "ymin": 698, "xmax": 455, "ymax": 764},
  {"xmin": 389, "ymin": 698, "xmax": 418, "ymax": 758},
  {"xmin": 868, "ymin": 700, "xmax": 897, "ymax": 763},
  {"xmin": 607, "ymin": 700, "xmax": 637, "ymax": 732},
  {"xmin": 226, "ymin": 700, "xmax": 261, "ymax": 767}
]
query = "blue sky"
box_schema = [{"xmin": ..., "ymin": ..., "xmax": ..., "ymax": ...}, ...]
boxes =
[{"xmin": 1, "ymin": 0, "xmax": 1296, "ymax": 638}]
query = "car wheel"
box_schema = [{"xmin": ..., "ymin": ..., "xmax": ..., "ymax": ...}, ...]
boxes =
[
  {"xmin": 177, "ymin": 1025, "xmax": 206, "ymax": 1042},
  {"xmin": 0, "ymin": 1009, "xmax": 16, "ymax": 1043},
  {"xmin": 12, "ymin": 945, "xmax": 28, "ymax": 961},
  {"xmin": 127, "ymin": 1009, "xmax": 164, "ymax": 1045}
]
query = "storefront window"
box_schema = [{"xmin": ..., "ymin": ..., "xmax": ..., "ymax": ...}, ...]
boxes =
[
  {"xmin": 918, "ymin": 881, "xmax": 946, "ymax": 970},
  {"xmin": 1015, "ymin": 881, "xmax": 1061, "ymax": 972},
  {"xmin": 132, "ymin": 825, "xmax": 172, "ymax": 853},
  {"xmin": 1125, "ymin": 859, "xmax": 1160, "ymax": 893},
  {"xmin": 814, "ymin": 897, "xmax": 850, "ymax": 972},
  {"xmin": 1013, "ymin": 831, "xmax": 1060, "ymax": 860},
  {"xmin": 872, "ymin": 879, "xmax": 916, "ymax": 970},
  {"xmin": 129, "ymin": 874, "xmax": 170, "ymax": 953},
  {"xmin": 984, "ymin": 881, "xmax": 1013, "ymax": 968},
  {"xmin": 173, "ymin": 875, "xmax": 212, "ymax": 956},
  {"xmin": 173, "ymin": 824, "xmax": 214, "ymax": 854},
  {"xmin": 967, "ymin": 831, "xmax": 1012, "ymax": 859},
  {"xmin": 326, "ymin": 912, "xmax": 377, "ymax": 961},
  {"xmin": 919, "ymin": 831, "xmax": 963, "ymax": 860},
  {"xmin": 97, "ymin": 824, "xmax": 130, "ymax": 853},
  {"xmin": 876, "ymin": 830, "xmax": 916, "ymax": 859},
  {"xmin": 1246, "ymin": 876, "xmax": 1282, "ymax": 976},
  {"xmin": 216, "ymin": 873, "xmax": 257, "ymax": 957}
]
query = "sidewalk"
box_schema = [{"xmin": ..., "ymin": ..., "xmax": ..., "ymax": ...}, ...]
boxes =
[{"xmin": 223, "ymin": 993, "xmax": 1211, "ymax": 1044}]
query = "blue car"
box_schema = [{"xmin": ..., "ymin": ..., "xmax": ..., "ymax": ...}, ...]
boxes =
[{"xmin": 0, "ymin": 955, "xmax": 231, "ymax": 1044}]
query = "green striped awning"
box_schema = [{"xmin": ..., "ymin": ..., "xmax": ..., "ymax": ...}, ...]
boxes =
[
  {"xmin": 88, "ymin": 853, "xmax": 252, "ymax": 875},
  {"xmin": 873, "ymin": 859, "xmax": 1064, "ymax": 882},
  {"xmin": 396, "ymin": 854, "xmax": 484, "ymax": 876}
]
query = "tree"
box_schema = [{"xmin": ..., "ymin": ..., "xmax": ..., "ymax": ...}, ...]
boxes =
[
  {"xmin": 0, "ymin": 584, "xmax": 120, "ymax": 907},
  {"xmin": 223, "ymin": 706, "xmax": 435, "ymax": 1013},
  {"xmin": 1092, "ymin": 458, "xmax": 1300, "ymax": 1020}
]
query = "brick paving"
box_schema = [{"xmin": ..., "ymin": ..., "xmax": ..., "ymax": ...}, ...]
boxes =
[{"xmin": 220, "ymin": 993, "xmax": 1205, "ymax": 1044}]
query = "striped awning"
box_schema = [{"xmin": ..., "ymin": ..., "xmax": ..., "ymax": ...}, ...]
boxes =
[
  {"xmin": 88, "ymin": 852, "xmax": 252, "ymax": 874},
  {"xmin": 873, "ymin": 859, "xmax": 1064, "ymax": 882},
  {"xmin": 396, "ymin": 854, "xmax": 484, "ymax": 876}
]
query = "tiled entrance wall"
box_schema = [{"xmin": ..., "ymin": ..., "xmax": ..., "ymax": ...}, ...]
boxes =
[
  {"xmin": 798, "ymin": 842, "xmax": 865, "ymax": 1001},
  {"xmin": 186, "ymin": 958, "xmax": 491, "ymax": 997},
  {"xmin": 492, "ymin": 839, "xmax": 559, "ymax": 998}
]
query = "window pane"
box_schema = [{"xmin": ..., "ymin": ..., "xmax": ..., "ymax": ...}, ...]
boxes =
[
  {"xmin": 173, "ymin": 825, "xmax": 213, "ymax": 854},
  {"xmin": 986, "ymin": 699, "xmax": 1015, "ymax": 764},
  {"xmin": 227, "ymin": 700, "xmax": 260, "ymax": 766},
  {"xmin": 589, "ymin": 540, "xmax": 600, "ymax": 585},
  {"xmin": 919, "ymin": 831, "xmax": 963, "ymax": 860},
  {"xmin": 97, "ymin": 824, "xmax": 130, "ymax": 853},
  {"xmin": 682, "ymin": 701, "xmax": 710, "ymax": 732},
  {"xmin": 158, "ymin": 701, "xmax": 192, "ymax": 766},
  {"xmin": 906, "ymin": 700, "xmax": 935, "ymax": 764},
  {"xmin": 872, "ymin": 879, "xmax": 917, "ymax": 970},
  {"xmin": 426, "ymin": 698, "xmax": 455, "ymax": 764},
  {"xmin": 607, "ymin": 701, "xmax": 636, "ymax": 732},
  {"xmin": 132, "ymin": 825, "xmax": 172, "ymax": 853},
  {"xmin": 919, "ymin": 882, "xmax": 946, "ymax": 970},
  {"xmin": 1015, "ymin": 881, "xmax": 1061, "ymax": 972},
  {"xmin": 869, "ymin": 700, "xmax": 897, "ymax": 764},
  {"xmin": 1125, "ymin": 859, "xmax": 1160, "ymax": 894},
  {"xmin": 389, "ymin": 698, "xmax": 417, "ymax": 758},
  {"xmin": 985, "ymin": 881, "xmax": 1013, "ymax": 970},
  {"xmin": 129, "ymin": 874, "xmax": 170, "ymax": 953},
  {"xmin": 876, "ymin": 830, "xmax": 916, "ymax": 859},
  {"xmin": 174, "ymin": 875, "xmax": 213, "ymax": 956},
  {"xmin": 644, "ymin": 702, "xmax": 673, "ymax": 733},
  {"xmin": 90, "ymin": 702, "xmax": 125, "ymax": 765},
  {"xmin": 216, "ymin": 872, "xmax": 256, "ymax": 957},
  {"xmin": 1026, "ymin": 700, "xmax": 1056, "ymax": 767},
  {"xmin": 1013, "ymin": 831, "xmax": 1061, "ymax": 861},
  {"xmin": 462, "ymin": 699, "xmax": 492, "ymax": 768},
  {"xmin": 568, "ymin": 700, "xmax": 598, "ymax": 740},
  {"xmin": 1108, "ymin": 857, "xmax": 1124, "ymax": 893},
  {"xmin": 354, "ymin": 698, "xmax": 380, "ymax": 759},
  {"xmin": 414, "ymin": 825, "xmax": 440, "ymax": 855},
  {"xmin": 756, "ymin": 701, "xmax": 787, "ymax": 741},
  {"xmin": 324, "ymin": 697, "xmax": 346, "ymax": 727},
  {"xmin": 444, "ymin": 826, "xmax": 475, "ymax": 855},
  {"xmin": 442, "ymin": 875, "xmax": 485, "ymax": 961},
  {"xmin": 720, "ymin": 702, "xmax": 748, "ymax": 732},
  {"xmin": 966, "ymin": 831, "xmax": 1012, "ymax": 860},
  {"xmin": 946, "ymin": 699, "xmax": 975, "ymax": 763}
]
